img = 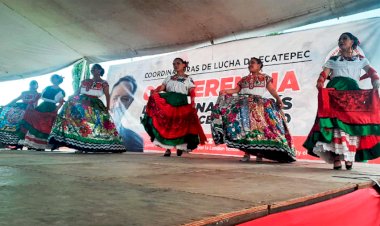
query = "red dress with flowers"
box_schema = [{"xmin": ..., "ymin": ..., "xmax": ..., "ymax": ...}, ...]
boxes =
[{"xmin": 49, "ymin": 79, "xmax": 126, "ymax": 152}]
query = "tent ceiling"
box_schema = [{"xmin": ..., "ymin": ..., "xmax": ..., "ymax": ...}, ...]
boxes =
[{"xmin": 1, "ymin": 0, "xmax": 379, "ymax": 81}]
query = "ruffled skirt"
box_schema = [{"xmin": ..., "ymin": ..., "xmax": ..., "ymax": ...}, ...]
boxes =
[
  {"xmin": 0, "ymin": 103, "xmax": 28, "ymax": 145},
  {"xmin": 141, "ymin": 92, "xmax": 206, "ymax": 150},
  {"xmin": 19, "ymin": 102, "xmax": 57, "ymax": 149},
  {"xmin": 211, "ymin": 94, "xmax": 296, "ymax": 162},
  {"xmin": 49, "ymin": 95, "xmax": 126, "ymax": 152},
  {"xmin": 303, "ymin": 77, "xmax": 380, "ymax": 163}
]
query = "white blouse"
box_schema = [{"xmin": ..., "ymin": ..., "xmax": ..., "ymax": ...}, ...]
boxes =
[
  {"xmin": 238, "ymin": 73, "xmax": 272, "ymax": 97},
  {"xmin": 163, "ymin": 75, "xmax": 195, "ymax": 95},
  {"xmin": 41, "ymin": 86, "xmax": 65, "ymax": 103},
  {"xmin": 324, "ymin": 55, "xmax": 370, "ymax": 81},
  {"xmin": 80, "ymin": 88, "xmax": 104, "ymax": 97},
  {"xmin": 80, "ymin": 80, "xmax": 108, "ymax": 97}
]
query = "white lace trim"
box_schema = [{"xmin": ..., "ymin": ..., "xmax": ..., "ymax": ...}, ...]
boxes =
[
  {"xmin": 153, "ymin": 139, "xmax": 187, "ymax": 150},
  {"xmin": 19, "ymin": 132, "xmax": 52, "ymax": 150},
  {"xmin": 312, "ymin": 129, "xmax": 359, "ymax": 163}
]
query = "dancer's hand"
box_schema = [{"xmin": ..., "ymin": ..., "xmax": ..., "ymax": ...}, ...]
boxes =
[
  {"xmin": 276, "ymin": 99, "xmax": 284, "ymax": 109},
  {"xmin": 316, "ymin": 81, "xmax": 324, "ymax": 89},
  {"xmin": 219, "ymin": 90, "xmax": 227, "ymax": 95},
  {"xmin": 316, "ymin": 72, "xmax": 327, "ymax": 89}
]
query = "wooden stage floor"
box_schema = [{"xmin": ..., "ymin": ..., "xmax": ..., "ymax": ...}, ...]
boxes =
[{"xmin": 0, "ymin": 149, "xmax": 379, "ymax": 226}]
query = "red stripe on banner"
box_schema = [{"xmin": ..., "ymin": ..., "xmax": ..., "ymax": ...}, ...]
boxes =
[
  {"xmin": 369, "ymin": 159, "xmax": 380, "ymax": 164},
  {"xmin": 142, "ymin": 134, "xmax": 319, "ymax": 160},
  {"xmin": 238, "ymin": 188, "xmax": 380, "ymax": 226},
  {"xmin": 142, "ymin": 134, "xmax": 380, "ymax": 163}
]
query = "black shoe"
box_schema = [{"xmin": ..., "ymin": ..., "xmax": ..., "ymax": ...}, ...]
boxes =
[
  {"xmin": 163, "ymin": 149, "xmax": 171, "ymax": 157},
  {"xmin": 51, "ymin": 144, "xmax": 59, "ymax": 151},
  {"xmin": 9, "ymin": 145, "xmax": 22, "ymax": 150},
  {"xmin": 176, "ymin": 149, "xmax": 183, "ymax": 156},
  {"xmin": 333, "ymin": 160, "xmax": 342, "ymax": 170},
  {"xmin": 256, "ymin": 153, "xmax": 263, "ymax": 162},
  {"xmin": 240, "ymin": 154, "xmax": 250, "ymax": 162},
  {"xmin": 14, "ymin": 145, "xmax": 23, "ymax": 150},
  {"xmin": 345, "ymin": 161, "xmax": 353, "ymax": 170}
]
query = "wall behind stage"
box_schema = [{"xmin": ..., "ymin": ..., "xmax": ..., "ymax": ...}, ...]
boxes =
[{"xmin": 107, "ymin": 18, "xmax": 380, "ymax": 163}]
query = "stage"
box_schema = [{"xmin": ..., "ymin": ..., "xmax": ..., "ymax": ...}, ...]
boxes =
[{"xmin": 0, "ymin": 149, "xmax": 379, "ymax": 225}]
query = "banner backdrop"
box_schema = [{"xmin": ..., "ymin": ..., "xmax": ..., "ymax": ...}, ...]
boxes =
[{"xmin": 107, "ymin": 18, "xmax": 380, "ymax": 162}]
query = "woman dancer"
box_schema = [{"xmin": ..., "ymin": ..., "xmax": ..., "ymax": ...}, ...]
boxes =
[
  {"xmin": 303, "ymin": 32, "xmax": 380, "ymax": 170},
  {"xmin": 19, "ymin": 75, "xmax": 65, "ymax": 150},
  {"xmin": 49, "ymin": 64, "xmax": 126, "ymax": 153},
  {"xmin": 0, "ymin": 80, "xmax": 40, "ymax": 149},
  {"xmin": 141, "ymin": 57, "xmax": 206, "ymax": 157},
  {"xmin": 211, "ymin": 57, "xmax": 296, "ymax": 163}
]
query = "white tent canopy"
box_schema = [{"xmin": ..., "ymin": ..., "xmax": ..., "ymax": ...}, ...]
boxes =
[{"xmin": 1, "ymin": 0, "xmax": 379, "ymax": 82}]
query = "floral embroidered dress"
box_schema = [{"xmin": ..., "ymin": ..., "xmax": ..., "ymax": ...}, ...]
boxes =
[
  {"xmin": 303, "ymin": 55, "xmax": 380, "ymax": 163},
  {"xmin": 49, "ymin": 79, "xmax": 126, "ymax": 153},
  {"xmin": 19, "ymin": 86, "xmax": 64, "ymax": 149},
  {"xmin": 0, "ymin": 91, "xmax": 40, "ymax": 145},
  {"xmin": 141, "ymin": 75, "xmax": 206, "ymax": 151},
  {"xmin": 211, "ymin": 74, "xmax": 296, "ymax": 162}
]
